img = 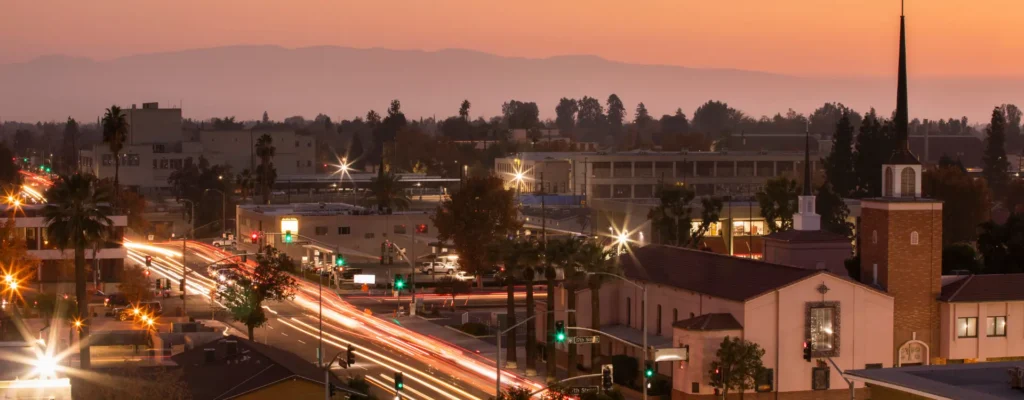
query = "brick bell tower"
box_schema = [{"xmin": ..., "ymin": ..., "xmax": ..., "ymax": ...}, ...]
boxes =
[{"xmin": 859, "ymin": 3, "xmax": 942, "ymax": 367}]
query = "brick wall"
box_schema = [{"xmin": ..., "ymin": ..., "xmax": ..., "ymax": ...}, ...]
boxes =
[{"xmin": 860, "ymin": 202, "xmax": 942, "ymax": 363}]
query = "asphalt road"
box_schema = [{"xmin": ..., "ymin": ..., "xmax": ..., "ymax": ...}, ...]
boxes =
[{"xmin": 127, "ymin": 241, "xmax": 524, "ymax": 400}]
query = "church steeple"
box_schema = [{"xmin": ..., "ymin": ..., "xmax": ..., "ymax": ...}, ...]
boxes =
[
  {"xmin": 794, "ymin": 124, "xmax": 820, "ymax": 231},
  {"xmin": 888, "ymin": 0, "xmax": 919, "ymax": 166},
  {"xmin": 883, "ymin": 0, "xmax": 922, "ymax": 198}
]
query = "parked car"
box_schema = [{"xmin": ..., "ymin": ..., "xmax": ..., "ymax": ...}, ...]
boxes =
[
  {"xmin": 420, "ymin": 261, "xmax": 457, "ymax": 274},
  {"xmin": 104, "ymin": 293, "xmax": 128, "ymax": 308},
  {"xmin": 112, "ymin": 301, "xmax": 163, "ymax": 321}
]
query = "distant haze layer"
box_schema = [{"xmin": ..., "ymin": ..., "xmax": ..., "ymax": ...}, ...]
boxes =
[{"xmin": 0, "ymin": 46, "xmax": 1020, "ymax": 123}]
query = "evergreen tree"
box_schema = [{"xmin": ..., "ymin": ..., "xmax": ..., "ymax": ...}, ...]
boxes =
[
  {"xmin": 756, "ymin": 176, "xmax": 799, "ymax": 233},
  {"xmin": 634, "ymin": 102, "xmax": 651, "ymax": 129},
  {"xmin": 606, "ymin": 94, "xmax": 626, "ymax": 138},
  {"xmin": 816, "ymin": 183, "xmax": 854, "ymax": 238},
  {"xmin": 555, "ymin": 98, "xmax": 578, "ymax": 136},
  {"xmin": 348, "ymin": 132, "xmax": 365, "ymax": 171},
  {"xmin": 983, "ymin": 107, "xmax": 1010, "ymax": 197},
  {"xmin": 852, "ymin": 110, "xmax": 895, "ymax": 197},
  {"xmin": 262, "ymin": 111, "xmax": 269, "ymax": 124},
  {"xmin": 824, "ymin": 113, "xmax": 856, "ymax": 197}
]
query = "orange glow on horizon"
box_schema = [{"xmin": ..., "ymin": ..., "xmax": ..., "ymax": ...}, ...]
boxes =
[{"xmin": 1, "ymin": 0, "xmax": 1022, "ymax": 78}]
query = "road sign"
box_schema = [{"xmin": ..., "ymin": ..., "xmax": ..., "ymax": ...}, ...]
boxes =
[
  {"xmin": 354, "ymin": 274, "xmax": 376, "ymax": 284},
  {"xmin": 568, "ymin": 336, "xmax": 601, "ymax": 344},
  {"xmin": 565, "ymin": 386, "xmax": 600, "ymax": 395}
]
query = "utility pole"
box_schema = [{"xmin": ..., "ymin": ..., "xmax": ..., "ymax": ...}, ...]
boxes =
[
  {"xmin": 182, "ymin": 238, "xmax": 187, "ymax": 318},
  {"xmin": 540, "ymin": 172, "xmax": 546, "ymax": 244},
  {"xmin": 410, "ymin": 221, "xmax": 417, "ymax": 316}
]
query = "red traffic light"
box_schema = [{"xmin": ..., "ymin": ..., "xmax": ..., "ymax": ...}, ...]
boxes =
[{"xmin": 144, "ymin": 269, "xmax": 150, "ymax": 277}]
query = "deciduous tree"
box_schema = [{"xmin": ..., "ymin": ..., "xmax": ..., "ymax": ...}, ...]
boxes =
[
  {"xmin": 923, "ymin": 165, "xmax": 992, "ymax": 245},
  {"xmin": 708, "ymin": 336, "xmax": 766, "ymax": 399},
  {"xmin": 432, "ymin": 176, "xmax": 520, "ymax": 278}
]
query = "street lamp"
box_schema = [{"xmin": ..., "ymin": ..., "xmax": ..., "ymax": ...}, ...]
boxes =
[{"xmin": 587, "ymin": 271, "xmax": 648, "ymax": 400}]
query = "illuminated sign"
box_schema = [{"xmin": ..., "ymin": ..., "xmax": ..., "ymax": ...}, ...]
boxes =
[{"xmin": 280, "ymin": 218, "xmax": 299, "ymax": 236}]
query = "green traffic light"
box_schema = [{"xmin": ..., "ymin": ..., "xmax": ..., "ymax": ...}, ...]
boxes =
[
  {"xmin": 556, "ymin": 332, "xmax": 566, "ymax": 342},
  {"xmin": 396, "ymin": 280, "xmax": 405, "ymax": 289},
  {"xmin": 645, "ymin": 368, "xmax": 654, "ymax": 378},
  {"xmin": 336, "ymin": 257, "xmax": 345, "ymax": 267},
  {"xmin": 283, "ymin": 231, "xmax": 293, "ymax": 243},
  {"xmin": 397, "ymin": 382, "xmax": 403, "ymax": 389}
]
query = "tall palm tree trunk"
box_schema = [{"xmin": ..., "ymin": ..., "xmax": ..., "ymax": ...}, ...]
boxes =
[
  {"xmin": 247, "ymin": 324, "xmax": 255, "ymax": 341},
  {"xmin": 566, "ymin": 285, "xmax": 577, "ymax": 378},
  {"xmin": 113, "ymin": 157, "xmax": 120, "ymax": 206},
  {"xmin": 545, "ymin": 273, "xmax": 556, "ymax": 383},
  {"xmin": 74, "ymin": 246, "xmax": 91, "ymax": 369},
  {"xmin": 590, "ymin": 281, "xmax": 602, "ymax": 370},
  {"xmin": 524, "ymin": 268, "xmax": 536, "ymax": 376},
  {"xmin": 505, "ymin": 276, "xmax": 517, "ymax": 368}
]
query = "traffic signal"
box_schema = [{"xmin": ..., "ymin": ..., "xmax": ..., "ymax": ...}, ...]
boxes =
[
  {"xmin": 250, "ymin": 232, "xmax": 258, "ymax": 244},
  {"xmin": 601, "ymin": 364, "xmax": 614, "ymax": 391},
  {"xmin": 394, "ymin": 372, "xmax": 404, "ymax": 391},
  {"xmin": 554, "ymin": 320, "xmax": 566, "ymax": 342},
  {"xmin": 329, "ymin": 383, "xmax": 337, "ymax": 397},
  {"xmin": 145, "ymin": 255, "xmax": 152, "ymax": 267},
  {"xmin": 803, "ymin": 341, "xmax": 812, "ymax": 362},
  {"xmin": 345, "ymin": 344, "xmax": 355, "ymax": 367},
  {"xmin": 179, "ymin": 279, "xmax": 185, "ymax": 291},
  {"xmin": 144, "ymin": 269, "xmax": 150, "ymax": 277},
  {"xmin": 713, "ymin": 367, "xmax": 722, "ymax": 382},
  {"xmin": 335, "ymin": 255, "xmax": 346, "ymax": 267},
  {"xmin": 644, "ymin": 361, "xmax": 654, "ymax": 379},
  {"xmin": 283, "ymin": 230, "xmax": 293, "ymax": 244},
  {"xmin": 241, "ymin": 254, "xmax": 247, "ymax": 263},
  {"xmin": 394, "ymin": 274, "xmax": 406, "ymax": 290}
]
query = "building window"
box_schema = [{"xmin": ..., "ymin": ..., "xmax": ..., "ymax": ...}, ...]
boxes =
[
  {"xmin": 656, "ymin": 305, "xmax": 662, "ymax": 335},
  {"xmin": 884, "ymin": 167, "xmax": 894, "ymax": 196},
  {"xmin": 691, "ymin": 383, "xmax": 699, "ymax": 393},
  {"xmin": 170, "ymin": 159, "xmax": 182, "ymax": 170},
  {"xmin": 957, "ymin": 317, "xmax": 978, "ymax": 338},
  {"xmin": 986, "ymin": 316, "xmax": 1006, "ymax": 337},
  {"xmin": 101, "ymin": 154, "xmax": 113, "ymax": 166},
  {"xmin": 364, "ymin": 232, "xmax": 375, "ymax": 239},
  {"xmin": 872, "ymin": 264, "xmax": 878, "ymax": 285},
  {"xmin": 295, "ymin": 141, "xmax": 300, "ymax": 147},
  {"xmin": 910, "ymin": 231, "xmax": 919, "ymax": 245},
  {"xmin": 314, "ymin": 226, "xmax": 328, "ymax": 236},
  {"xmin": 755, "ymin": 369, "xmax": 774, "ymax": 392},
  {"xmin": 872, "ymin": 230, "xmax": 877, "ymax": 244},
  {"xmin": 901, "ymin": 167, "xmax": 916, "ymax": 197},
  {"xmin": 160, "ymin": 159, "xmax": 169, "ymax": 169},
  {"xmin": 806, "ymin": 302, "xmax": 840, "ymax": 357},
  {"xmin": 338, "ymin": 227, "xmax": 351, "ymax": 235},
  {"xmin": 626, "ymin": 297, "xmax": 631, "ymax": 327},
  {"xmin": 415, "ymin": 224, "xmax": 428, "ymax": 234},
  {"xmin": 127, "ymin": 154, "xmax": 140, "ymax": 166},
  {"xmin": 394, "ymin": 225, "xmax": 407, "ymax": 234}
]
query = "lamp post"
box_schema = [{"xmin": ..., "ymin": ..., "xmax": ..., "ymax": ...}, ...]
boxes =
[
  {"xmin": 587, "ymin": 271, "xmax": 648, "ymax": 400},
  {"xmin": 204, "ymin": 188, "xmax": 227, "ymax": 236}
]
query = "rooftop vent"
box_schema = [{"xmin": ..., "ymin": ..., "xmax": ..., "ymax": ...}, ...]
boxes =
[{"xmin": 204, "ymin": 348, "xmax": 216, "ymax": 364}]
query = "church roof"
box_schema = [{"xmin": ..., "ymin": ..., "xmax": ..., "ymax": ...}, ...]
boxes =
[
  {"xmin": 673, "ymin": 313, "xmax": 743, "ymax": 331},
  {"xmin": 939, "ymin": 274, "xmax": 1024, "ymax": 303},
  {"xmin": 619, "ymin": 245, "xmax": 819, "ymax": 301},
  {"xmin": 764, "ymin": 229, "xmax": 850, "ymax": 243},
  {"xmin": 888, "ymin": 147, "xmax": 921, "ymax": 165}
]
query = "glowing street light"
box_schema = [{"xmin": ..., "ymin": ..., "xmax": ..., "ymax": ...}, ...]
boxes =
[
  {"xmin": 32, "ymin": 353, "xmax": 58, "ymax": 379},
  {"xmin": 616, "ymin": 233, "xmax": 629, "ymax": 246}
]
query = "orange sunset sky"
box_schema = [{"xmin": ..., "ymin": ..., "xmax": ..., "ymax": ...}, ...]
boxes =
[{"xmin": 2, "ymin": 0, "xmax": 1021, "ymax": 78}]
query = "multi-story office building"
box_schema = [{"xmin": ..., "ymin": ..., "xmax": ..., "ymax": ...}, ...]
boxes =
[
  {"xmin": 496, "ymin": 149, "xmax": 819, "ymax": 203},
  {"xmin": 236, "ymin": 203, "xmax": 435, "ymax": 264},
  {"xmin": 79, "ymin": 102, "xmax": 317, "ymax": 191},
  {"xmin": 6, "ymin": 204, "xmax": 127, "ymax": 293}
]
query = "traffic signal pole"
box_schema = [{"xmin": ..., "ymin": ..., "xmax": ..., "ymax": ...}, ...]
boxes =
[{"xmin": 495, "ymin": 309, "xmax": 574, "ymax": 397}]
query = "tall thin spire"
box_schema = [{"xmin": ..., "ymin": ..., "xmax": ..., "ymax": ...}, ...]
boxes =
[
  {"xmin": 803, "ymin": 124, "xmax": 811, "ymax": 196},
  {"xmin": 895, "ymin": 1, "xmax": 909, "ymax": 148}
]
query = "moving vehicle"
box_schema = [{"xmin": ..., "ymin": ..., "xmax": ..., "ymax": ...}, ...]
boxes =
[
  {"xmin": 212, "ymin": 238, "xmax": 237, "ymax": 248},
  {"xmin": 420, "ymin": 261, "xmax": 457, "ymax": 274},
  {"xmin": 112, "ymin": 301, "xmax": 163, "ymax": 321}
]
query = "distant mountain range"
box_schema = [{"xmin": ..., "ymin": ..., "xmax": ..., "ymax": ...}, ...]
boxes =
[{"xmin": 0, "ymin": 45, "xmax": 1019, "ymax": 123}]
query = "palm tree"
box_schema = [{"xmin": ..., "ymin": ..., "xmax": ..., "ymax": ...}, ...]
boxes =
[
  {"xmin": 363, "ymin": 170, "xmax": 411, "ymax": 212},
  {"xmin": 490, "ymin": 237, "xmax": 540, "ymax": 370},
  {"xmin": 580, "ymin": 240, "xmax": 618, "ymax": 369},
  {"xmin": 43, "ymin": 173, "xmax": 114, "ymax": 370},
  {"xmin": 236, "ymin": 169, "xmax": 255, "ymax": 201},
  {"xmin": 255, "ymin": 134, "xmax": 276, "ymax": 204},
  {"xmin": 101, "ymin": 106, "xmax": 128, "ymax": 203},
  {"xmin": 520, "ymin": 240, "xmax": 543, "ymax": 377},
  {"xmin": 542, "ymin": 237, "xmax": 582, "ymax": 382}
]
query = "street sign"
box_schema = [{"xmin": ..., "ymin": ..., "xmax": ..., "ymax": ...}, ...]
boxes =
[
  {"xmin": 565, "ymin": 386, "xmax": 600, "ymax": 395},
  {"xmin": 568, "ymin": 336, "xmax": 600, "ymax": 344},
  {"xmin": 354, "ymin": 274, "xmax": 376, "ymax": 284}
]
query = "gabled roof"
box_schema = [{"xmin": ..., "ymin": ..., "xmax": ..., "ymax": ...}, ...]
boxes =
[
  {"xmin": 171, "ymin": 335, "xmax": 353, "ymax": 400},
  {"xmin": 672, "ymin": 313, "xmax": 743, "ymax": 331},
  {"xmin": 619, "ymin": 245, "xmax": 820, "ymax": 302},
  {"xmin": 939, "ymin": 274, "xmax": 1024, "ymax": 302}
]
